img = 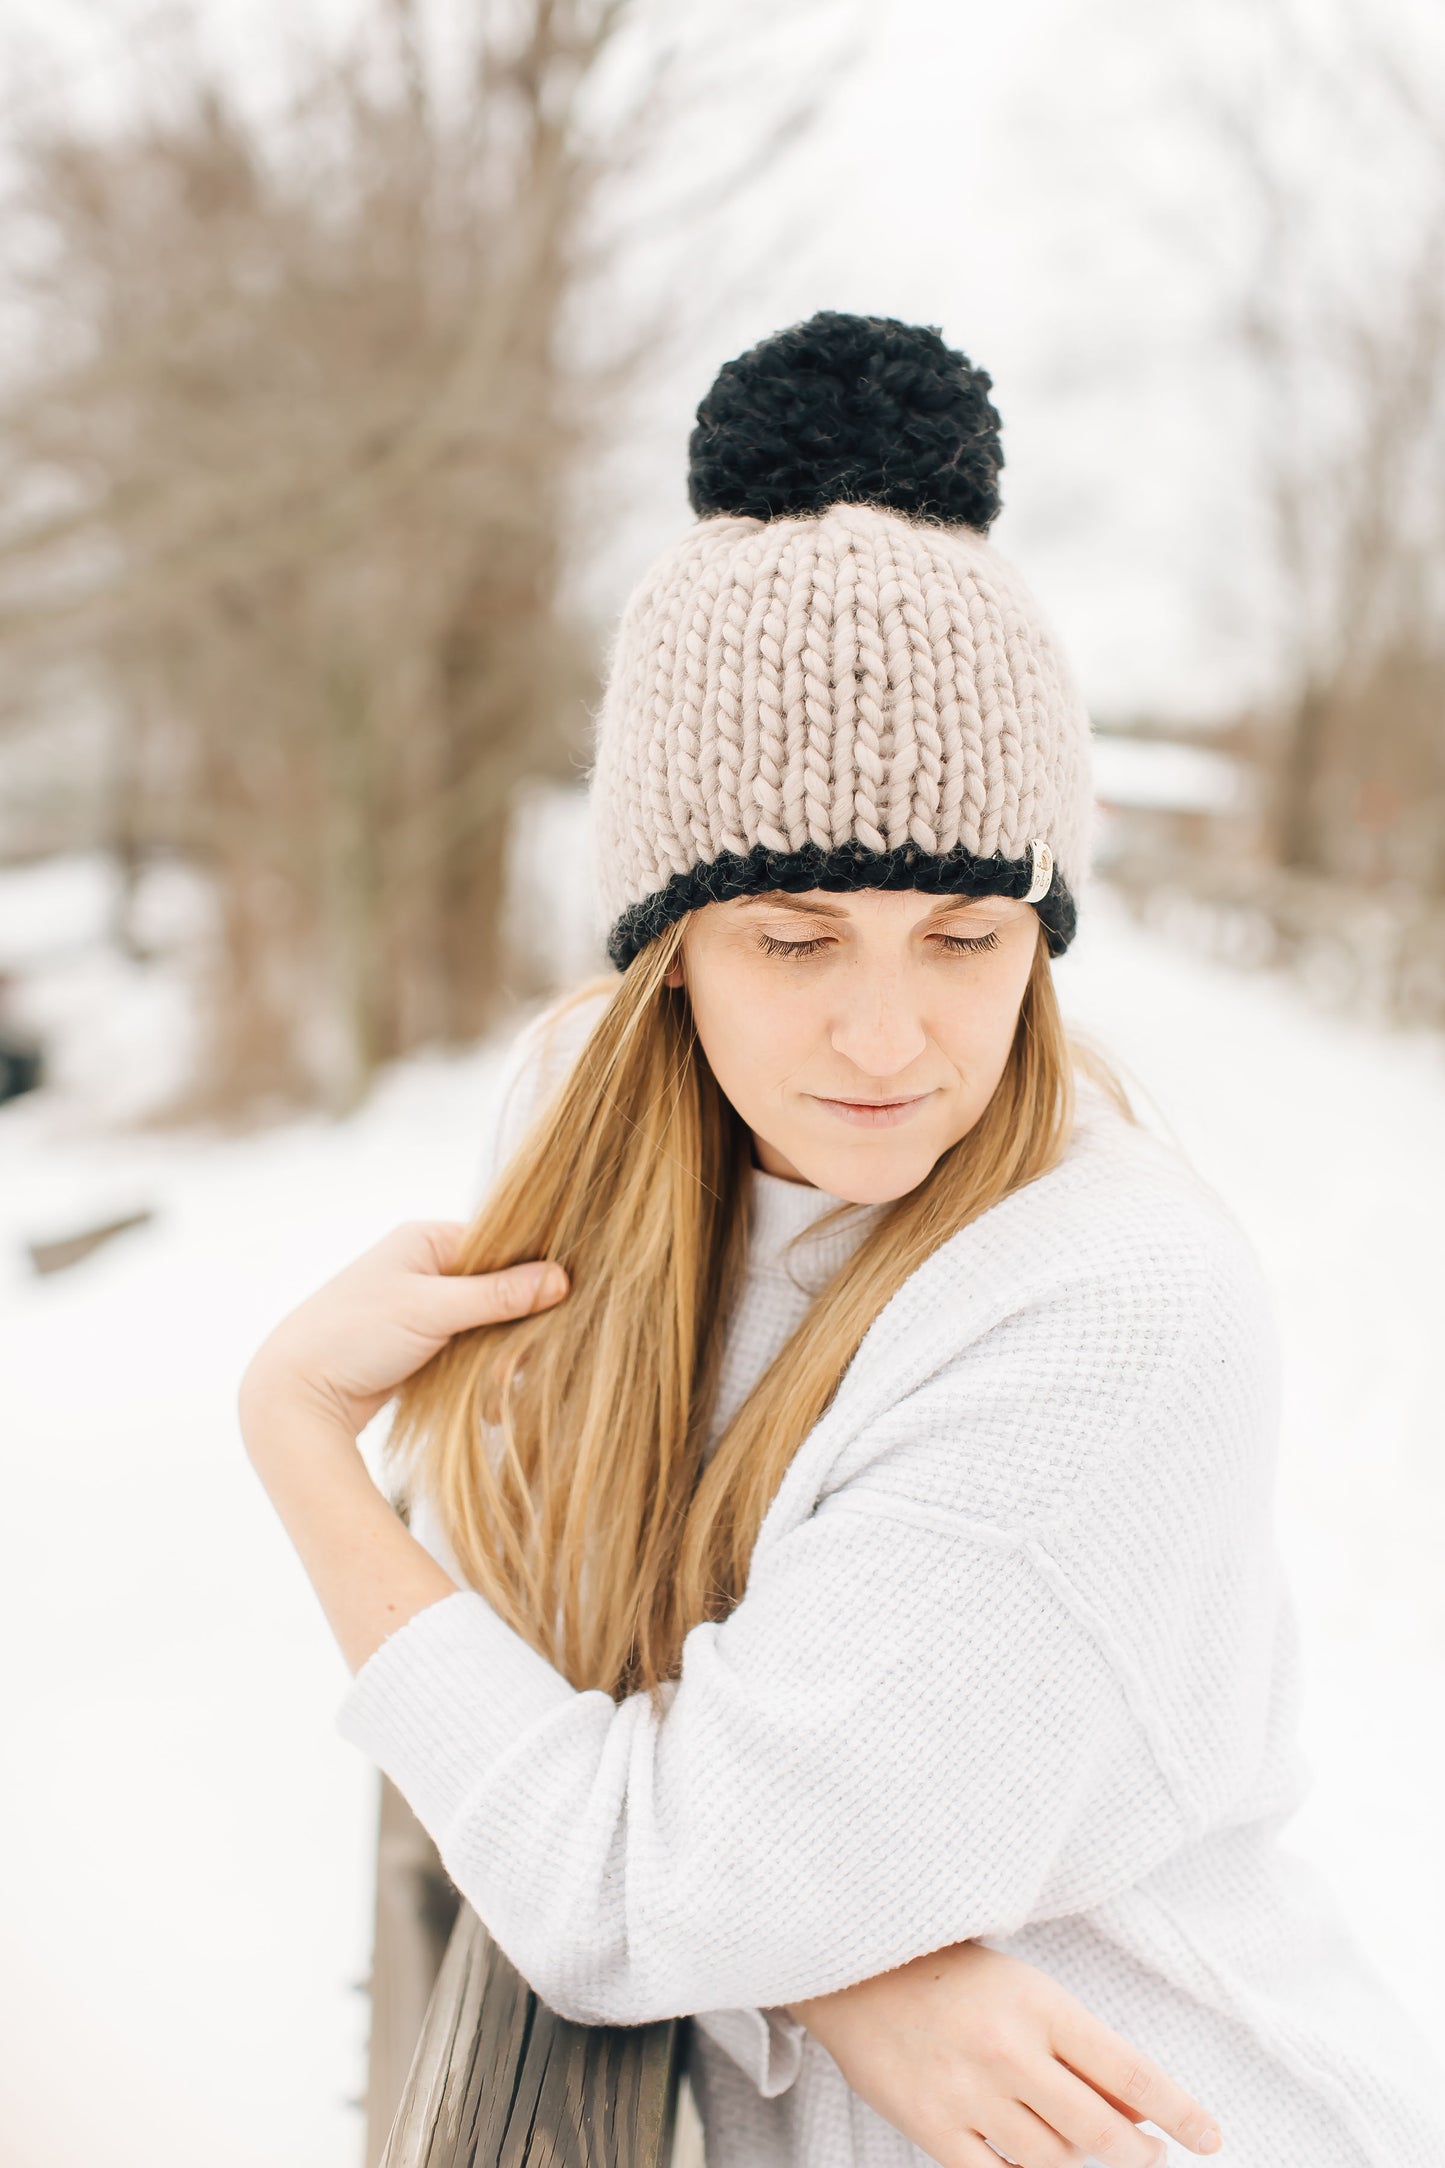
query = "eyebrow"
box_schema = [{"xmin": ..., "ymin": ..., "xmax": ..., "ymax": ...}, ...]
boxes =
[{"xmin": 734, "ymin": 892, "xmax": 998, "ymax": 921}]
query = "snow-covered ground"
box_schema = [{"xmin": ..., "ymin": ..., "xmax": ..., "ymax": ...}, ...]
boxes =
[
  {"xmin": 0, "ymin": 852, "xmax": 1441, "ymax": 2167},
  {"xmin": 1061, "ymin": 890, "xmax": 1445, "ymax": 2039}
]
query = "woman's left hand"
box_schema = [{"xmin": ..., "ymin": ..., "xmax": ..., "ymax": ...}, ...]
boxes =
[
  {"xmin": 238, "ymin": 1218, "xmax": 569, "ymax": 1444},
  {"xmin": 788, "ymin": 1938, "xmax": 1223, "ymax": 2168}
]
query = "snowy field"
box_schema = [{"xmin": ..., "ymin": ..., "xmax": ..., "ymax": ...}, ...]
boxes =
[{"xmin": 0, "ymin": 845, "xmax": 1441, "ymax": 2167}]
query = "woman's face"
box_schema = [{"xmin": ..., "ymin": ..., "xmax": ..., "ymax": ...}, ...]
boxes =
[{"xmin": 664, "ymin": 887, "xmax": 1041, "ymax": 1203}]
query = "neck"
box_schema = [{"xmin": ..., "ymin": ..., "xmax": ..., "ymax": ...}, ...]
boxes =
[{"xmin": 749, "ymin": 1132, "xmax": 815, "ymax": 1186}]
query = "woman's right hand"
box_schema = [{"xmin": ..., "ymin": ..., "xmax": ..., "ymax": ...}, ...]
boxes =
[{"xmin": 785, "ymin": 1939, "xmax": 1222, "ymax": 2168}]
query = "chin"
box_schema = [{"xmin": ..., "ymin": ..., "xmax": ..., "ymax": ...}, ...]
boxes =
[
  {"xmin": 838, "ymin": 1170, "xmax": 932, "ymax": 1206},
  {"xmin": 795, "ymin": 1141, "xmax": 938, "ymax": 1206}
]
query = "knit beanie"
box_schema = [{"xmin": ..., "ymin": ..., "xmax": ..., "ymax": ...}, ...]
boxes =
[{"xmin": 588, "ymin": 311, "xmax": 1094, "ymax": 971}]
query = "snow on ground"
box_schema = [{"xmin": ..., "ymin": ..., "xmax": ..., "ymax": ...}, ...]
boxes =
[
  {"xmin": 1061, "ymin": 887, "xmax": 1445, "ymax": 2047},
  {"xmin": 0, "ymin": 856, "xmax": 1441, "ymax": 2166},
  {"xmin": 0, "ymin": 1034, "xmax": 526, "ymax": 2167}
]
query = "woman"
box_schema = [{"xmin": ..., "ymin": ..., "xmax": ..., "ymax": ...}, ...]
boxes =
[{"xmin": 241, "ymin": 314, "xmax": 1445, "ymax": 2168}]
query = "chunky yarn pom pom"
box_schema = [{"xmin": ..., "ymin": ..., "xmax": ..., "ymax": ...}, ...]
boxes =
[{"xmin": 687, "ymin": 309, "xmax": 1003, "ymax": 530}]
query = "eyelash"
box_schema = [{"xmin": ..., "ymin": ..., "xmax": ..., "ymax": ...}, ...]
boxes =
[{"xmin": 756, "ymin": 929, "xmax": 1002, "ymax": 959}]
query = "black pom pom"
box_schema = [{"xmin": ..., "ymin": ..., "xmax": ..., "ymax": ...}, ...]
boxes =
[{"xmin": 687, "ymin": 310, "xmax": 1003, "ymax": 530}]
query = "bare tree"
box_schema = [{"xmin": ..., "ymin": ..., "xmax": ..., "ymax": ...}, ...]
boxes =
[
  {"xmin": 0, "ymin": 0, "xmax": 849, "ymax": 1115},
  {"xmin": 1184, "ymin": 0, "xmax": 1445, "ymax": 890}
]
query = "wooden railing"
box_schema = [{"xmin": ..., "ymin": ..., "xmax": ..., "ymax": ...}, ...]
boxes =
[{"xmin": 365, "ymin": 1779, "xmax": 694, "ymax": 2168}]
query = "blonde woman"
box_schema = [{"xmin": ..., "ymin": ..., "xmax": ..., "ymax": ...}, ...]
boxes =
[{"xmin": 241, "ymin": 314, "xmax": 1445, "ymax": 2168}]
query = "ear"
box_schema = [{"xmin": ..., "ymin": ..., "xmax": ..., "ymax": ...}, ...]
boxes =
[{"xmin": 662, "ymin": 959, "xmax": 685, "ymax": 990}]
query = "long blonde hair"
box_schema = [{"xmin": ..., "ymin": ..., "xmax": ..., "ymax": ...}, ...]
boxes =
[{"xmin": 386, "ymin": 914, "xmax": 1131, "ymax": 1709}]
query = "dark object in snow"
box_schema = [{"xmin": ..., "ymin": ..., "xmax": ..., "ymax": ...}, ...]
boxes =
[
  {"xmin": 28, "ymin": 1207, "xmax": 155, "ymax": 1277},
  {"xmin": 0, "ymin": 1032, "xmax": 44, "ymax": 1105},
  {"xmin": 687, "ymin": 309, "xmax": 1003, "ymax": 530}
]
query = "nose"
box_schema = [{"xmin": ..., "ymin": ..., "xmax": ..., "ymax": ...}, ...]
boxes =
[{"xmin": 828, "ymin": 968, "xmax": 929, "ymax": 1082}]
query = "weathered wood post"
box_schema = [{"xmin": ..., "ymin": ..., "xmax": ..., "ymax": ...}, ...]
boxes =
[
  {"xmin": 363, "ymin": 1776, "xmax": 700, "ymax": 2168},
  {"xmin": 364, "ymin": 1778, "xmax": 463, "ymax": 2163}
]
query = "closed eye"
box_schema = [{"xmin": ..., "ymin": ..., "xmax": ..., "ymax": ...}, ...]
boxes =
[
  {"xmin": 756, "ymin": 928, "xmax": 1002, "ymax": 958},
  {"xmin": 935, "ymin": 929, "xmax": 1001, "ymax": 954},
  {"xmin": 756, "ymin": 933, "xmax": 832, "ymax": 957}
]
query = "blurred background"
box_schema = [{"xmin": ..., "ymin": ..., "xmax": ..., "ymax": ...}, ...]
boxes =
[{"xmin": 0, "ymin": 1, "xmax": 1441, "ymax": 2161}]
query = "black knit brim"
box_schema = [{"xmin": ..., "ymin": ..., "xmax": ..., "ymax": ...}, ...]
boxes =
[{"xmin": 605, "ymin": 841, "xmax": 1077, "ymax": 971}]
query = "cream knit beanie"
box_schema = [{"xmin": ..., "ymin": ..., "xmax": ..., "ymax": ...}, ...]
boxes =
[{"xmin": 588, "ymin": 312, "xmax": 1094, "ymax": 970}]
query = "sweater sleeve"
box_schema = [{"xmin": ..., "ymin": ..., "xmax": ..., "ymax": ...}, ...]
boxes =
[
  {"xmin": 401, "ymin": 1493, "xmax": 808, "ymax": 2093},
  {"xmin": 338, "ymin": 1442, "xmax": 1197, "ymax": 2031}
]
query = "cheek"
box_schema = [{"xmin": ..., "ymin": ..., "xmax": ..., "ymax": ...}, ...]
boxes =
[
  {"xmin": 935, "ymin": 947, "xmax": 1036, "ymax": 1087},
  {"xmin": 686, "ymin": 946, "xmax": 816, "ymax": 1092}
]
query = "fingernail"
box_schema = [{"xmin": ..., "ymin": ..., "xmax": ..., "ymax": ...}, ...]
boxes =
[
  {"xmin": 530, "ymin": 1262, "xmax": 567, "ymax": 1301},
  {"xmin": 1198, "ymin": 2131, "xmax": 1222, "ymax": 2154}
]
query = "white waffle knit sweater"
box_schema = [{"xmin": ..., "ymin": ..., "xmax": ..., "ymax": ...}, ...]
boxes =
[{"xmin": 339, "ymin": 989, "xmax": 1445, "ymax": 2168}]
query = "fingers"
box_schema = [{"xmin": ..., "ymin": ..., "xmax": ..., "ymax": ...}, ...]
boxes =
[
  {"xmin": 380, "ymin": 1220, "xmax": 469, "ymax": 1275},
  {"xmin": 1024, "ymin": 2058, "xmax": 1182, "ymax": 2168},
  {"xmin": 926, "ymin": 2130, "xmax": 1030, "ymax": 2168},
  {"xmin": 1049, "ymin": 2008, "xmax": 1223, "ymax": 2156},
  {"xmin": 377, "ymin": 1222, "xmax": 571, "ymax": 1334},
  {"xmin": 978, "ymin": 2099, "xmax": 1087, "ymax": 2168},
  {"xmin": 423, "ymin": 1253, "xmax": 570, "ymax": 1335}
]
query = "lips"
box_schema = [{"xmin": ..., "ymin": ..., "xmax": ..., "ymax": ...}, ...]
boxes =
[{"xmin": 811, "ymin": 1093, "xmax": 931, "ymax": 1129}]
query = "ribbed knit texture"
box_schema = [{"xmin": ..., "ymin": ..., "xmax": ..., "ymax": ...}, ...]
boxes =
[
  {"xmin": 588, "ymin": 502, "xmax": 1093, "ymax": 966},
  {"xmin": 342, "ymin": 991, "xmax": 1445, "ymax": 2168}
]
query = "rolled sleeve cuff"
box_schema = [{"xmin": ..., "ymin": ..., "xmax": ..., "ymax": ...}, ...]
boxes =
[
  {"xmin": 336, "ymin": 1589, "xmax": 582, "ymax": 1837},
  {"xmin": 693, "ymin": 2004, "xmax": 807, "ymax": 2097}
]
